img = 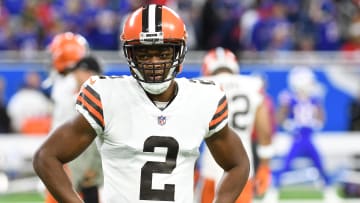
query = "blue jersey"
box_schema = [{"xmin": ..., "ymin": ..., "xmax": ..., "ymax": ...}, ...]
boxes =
[
  {"xmin": 279, "ymin": 90, "xmax": 323, "ymax": 137},
  {"xmin": 289, "ymin": 95, "xmax": 320, "ymax": 127}
]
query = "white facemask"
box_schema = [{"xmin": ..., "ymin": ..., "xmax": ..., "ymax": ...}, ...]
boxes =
[{"xmin": 140, "ymin": 80, "xmax": 171, "ymax": 95}]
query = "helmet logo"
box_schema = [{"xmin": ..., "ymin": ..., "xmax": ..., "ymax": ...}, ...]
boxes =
[
  {"xmin": 158, "ymin": 115, "xmax": 167, "ymax": 126},
  {"xmin": 140, "ymin": 31, "xmax": 164, "ymax": 44}
]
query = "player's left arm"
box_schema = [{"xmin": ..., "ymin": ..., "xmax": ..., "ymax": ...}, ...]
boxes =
[
  {"xmin": 253, "ymin": 99, "xmax": 274, "ymax": 195},
  {"xmin": 205, "ymin": 124, "xmax": 250, "ymax": 203}
]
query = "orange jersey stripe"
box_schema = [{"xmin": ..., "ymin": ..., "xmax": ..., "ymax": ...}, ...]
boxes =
[
  {"xmin": 83, "ymin": 87, "xmax": 102, "ymax": 108},
  {"xmin": 209, "ymin": 110, "xmax": 228, "ymax": 129},
  {"xmin": 209, "ymin": 96, "xmax": 228, "ymax": 130},
  {"xmin": 215, "ymin": 99, "xmax": 227, "ymax": 114},
  {"xmin": 77, "ymin": 96, "xmax": 104, "ymax": 128}
]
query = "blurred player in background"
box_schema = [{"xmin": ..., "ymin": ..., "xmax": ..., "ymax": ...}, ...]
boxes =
[
  {"xmin": 250, "ymin": 71, "xmax": 277, "ymax": 176},
  {"xmin": 263, "ymin": 66, "xmax": 339, "ymax": 203},
  {"xmin": 7, "ymin": 71, "xmax": 53, "ymax": 134},
  {"xmin": 33, "ymin": 4, "xmax": 250, "ymax": 203},
  {"xmin": 195, "ymin": 47, "xmax": 274, "ymax": 203},
  {"xmin": 44, "ymin": 32, "xmax": 103, "ymax": 203}
]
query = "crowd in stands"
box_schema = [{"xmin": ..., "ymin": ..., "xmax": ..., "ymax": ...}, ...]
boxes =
[
  {"xmin": 0, "ymin": 0, "xmax": 360, "ymax": 55},
  {"xmin": 1, "ymin": 0, "xmax": 360, "ymax": 133}
]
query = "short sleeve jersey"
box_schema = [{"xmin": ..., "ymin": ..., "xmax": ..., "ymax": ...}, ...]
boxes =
[
  {"xmin": 199, "ymin": 74, "xmax": 264, "ymax": 181},
  {"xmin": 75, "ymin": 75, "xmax": 228, "ymax": 203}
]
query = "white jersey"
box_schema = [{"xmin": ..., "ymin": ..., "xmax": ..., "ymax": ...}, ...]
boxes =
[
  {"xmin": 50, "ymin": 74, "xmax": 78, "ymax": 129},
  {"xmin": 75, "ymin": 75, "xmax": 228, "ymax": 203},
  {"xmin": 199, "ymin": 73, "xmax": 264, "ymax": 183}
]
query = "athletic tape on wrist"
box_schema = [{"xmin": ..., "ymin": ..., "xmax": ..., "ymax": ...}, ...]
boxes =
[{"xmin": 257, "ymin": 144, "xmax": 275, "ymax": 159}]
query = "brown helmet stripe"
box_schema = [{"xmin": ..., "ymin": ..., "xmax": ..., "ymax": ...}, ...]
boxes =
[
  {"xmin": 155, "ymin": 5, "xmax": 162, "ymax": 32},
  {"xmin": 142, "ymin": 5, "xmax": 149, "ymax": 32},
  {"xmin": 142, "ymin": 4, "xmax": 162, "ymax": 33}
]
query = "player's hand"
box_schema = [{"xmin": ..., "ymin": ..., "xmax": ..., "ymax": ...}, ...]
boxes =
[
  {"xmin": 81, "ymin": 170, "xmax": 97, "ymax": 187},
  {"xmin": 254, "ymin": 163, "xmax": 271, "ymax": 196}
]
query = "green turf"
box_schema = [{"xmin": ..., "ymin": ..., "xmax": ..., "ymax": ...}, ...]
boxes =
[
  {"xmin": 0, "ymin": 192, "xmax": 44, "ymax": 203},
  {"xmin": 280, "ymin": 187, "xmax": 323, "ymax": 199},
  {"xmin": 0, "ymin": 187, "xmax": 345, "ymax": 202}
]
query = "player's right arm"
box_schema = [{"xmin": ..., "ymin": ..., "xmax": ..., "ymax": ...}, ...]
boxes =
[
  {"xmin": 33, "ymin": 113, "xmax": 96, "ymax": 203},
  {"xmin": 205, "ymin": 124, "xmax": 250, "ymax": 203}
]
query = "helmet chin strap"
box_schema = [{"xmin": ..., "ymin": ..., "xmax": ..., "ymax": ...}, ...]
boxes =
[{"xmin": 140, "ymin": 80, "xmax": 171, "ymax": 95}]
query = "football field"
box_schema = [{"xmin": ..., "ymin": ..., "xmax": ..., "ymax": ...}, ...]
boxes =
[
  {"xmin": 1, "ymin": 189, "xmax": 359, "ymax": 203},
  {"xmin": 0, "ymin": 192, "xmax": 43, "ymax": 203}
]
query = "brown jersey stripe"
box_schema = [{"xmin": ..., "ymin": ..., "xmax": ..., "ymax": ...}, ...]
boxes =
[
  {"xmin": 85, "ymin": 86, "xmax": 101, "ymax": 103},
  {"xmin": 215, "ymin": 96, "xmax": 227, "ymax": 114},
  {"xmin": 209, "ymin": 110, "xmax": 228, "ymax": 130},
  {"xmin": 76, "ymin": 93, "xmax": 104, "ymax": 130},
  {"xmin": 81, "ymin": 91, "xmax": 103, "ymax": 117},
  {"xmin": 209, "ymin": 96, "xmax": 228, "ymax": 130},
  {"xmin": 83, "ymin": 87, "xmax": 102, "ymax": 112},
  {"xmin": 82, "ymin": 85, "xmax": 103, "ymax": 121}
]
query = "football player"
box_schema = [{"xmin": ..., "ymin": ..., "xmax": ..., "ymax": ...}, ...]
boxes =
[
  {"xmin": 263, "ymin": 66, "xmax": 340, "ymax": 203},
  {"xmin": 44, "ymin": 32, "xmax": 103, "ymax": 203},
  {"xmin": 33, "ymin": 4, "xmax": 250, "ymax": 203},
  {"xmin": 194, "ymin": 47, "xmax": 274, "ymax": 203}
]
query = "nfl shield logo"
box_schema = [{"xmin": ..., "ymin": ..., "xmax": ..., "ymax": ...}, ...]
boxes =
[{"xmin": 158, "ymin": 115, "xmax": 166, "ymax": 126}]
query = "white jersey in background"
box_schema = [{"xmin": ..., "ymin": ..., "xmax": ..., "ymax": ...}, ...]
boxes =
[
  {"xmin": 50, "ymin": 74, "xmax": 78, "ymax": 129},
  {"xmin": 199, "ymin": 73, "xmax": 264, "ymax": 182},
  {"xmin": 75, "ymin": 75, "xmax": 228, "ymax": 203},
  {"xmin": 50, "ymin": 73, "xmax": 103, "ymax": 192}
]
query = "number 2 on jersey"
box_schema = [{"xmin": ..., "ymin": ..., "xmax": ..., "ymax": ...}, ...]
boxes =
[
  {"xmin": 140, "ymin": 136, "xmax": 179, "ymax": 201},
  {"xmin": 231, "ymin": 94, "xmax": 250, "ymax": 131}
]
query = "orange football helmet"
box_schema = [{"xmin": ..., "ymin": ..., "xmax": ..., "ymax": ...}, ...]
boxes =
[
  {"xmin": 48, "ymin": 32, "xmax": 89, "ymax": 74},
  {"xmin": 201, "ymin": 47, "xmax": 239, "ymax": 76},
  {"xmin": 120, "ymin": 4, "xmax": 187, "ymax": 94}
]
